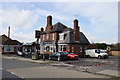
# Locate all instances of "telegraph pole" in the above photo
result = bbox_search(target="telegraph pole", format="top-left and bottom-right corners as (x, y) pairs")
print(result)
(7, 26), (10, 55)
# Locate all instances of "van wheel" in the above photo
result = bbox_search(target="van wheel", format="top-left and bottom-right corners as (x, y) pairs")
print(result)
(98, 55), (102, 59)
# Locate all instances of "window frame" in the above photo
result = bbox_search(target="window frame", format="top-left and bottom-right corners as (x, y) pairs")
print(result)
(46, 34), (49, 40)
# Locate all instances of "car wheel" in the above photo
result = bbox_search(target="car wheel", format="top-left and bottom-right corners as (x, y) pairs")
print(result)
(49, 57), (51, 60)
(98, 55), (102, 59)
(57, 57), (60, 61)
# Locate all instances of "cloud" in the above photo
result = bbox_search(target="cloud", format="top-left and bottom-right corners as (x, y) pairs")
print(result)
(1, 2), (118, 44)
(1, 6), (40, 42)
(1, 4), (74, 42)
(2, 8), (39, 31)
(12, 32), (36, 43)
(35, 8), (74, 21)
(52, 2), (118, 43)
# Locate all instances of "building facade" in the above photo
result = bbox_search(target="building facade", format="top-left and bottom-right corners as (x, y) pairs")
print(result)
(0, 34), (22, 54)
(39, 15), (96, 57)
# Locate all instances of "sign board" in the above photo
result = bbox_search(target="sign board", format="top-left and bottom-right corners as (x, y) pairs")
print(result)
(35, 30), (40, 38)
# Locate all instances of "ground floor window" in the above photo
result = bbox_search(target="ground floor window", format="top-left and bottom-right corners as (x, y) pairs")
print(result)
(63, 45), (67, 51)
(46, 46), (50, 51)
(58, 45), (67, 52)
(43, 45), (56, 53)
(4, 46), (14, 52)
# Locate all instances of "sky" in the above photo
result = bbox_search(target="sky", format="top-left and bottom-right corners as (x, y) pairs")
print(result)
(0, 1), (118, 44)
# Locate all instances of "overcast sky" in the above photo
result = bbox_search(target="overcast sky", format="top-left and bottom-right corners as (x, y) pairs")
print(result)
(0, 1), (118, 44)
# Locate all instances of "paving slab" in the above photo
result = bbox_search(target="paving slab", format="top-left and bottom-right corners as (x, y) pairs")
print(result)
(96, 70), (119, 77)
(2, 55), (51, 64)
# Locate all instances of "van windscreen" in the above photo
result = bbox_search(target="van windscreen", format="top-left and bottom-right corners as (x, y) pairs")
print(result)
(95, 50), (100, 53)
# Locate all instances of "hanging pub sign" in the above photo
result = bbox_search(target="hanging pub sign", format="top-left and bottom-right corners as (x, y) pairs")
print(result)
(35, 30), (41, 38)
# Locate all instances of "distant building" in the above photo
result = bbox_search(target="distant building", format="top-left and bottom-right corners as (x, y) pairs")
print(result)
(38, 15), (96, 57)
(22, 42), (40, 53)
(0, 34), (22, 54)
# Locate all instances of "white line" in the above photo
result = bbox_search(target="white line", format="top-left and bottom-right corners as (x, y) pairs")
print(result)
(7, 70), (24, 79)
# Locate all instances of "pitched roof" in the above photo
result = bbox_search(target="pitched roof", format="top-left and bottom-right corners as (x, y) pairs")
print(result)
(58, 31), (90, 44)
(40, 21), (90, 44)
(79, 32), (90, 44)
(50, 22), (67, 32)
(0, 34), (21, 45)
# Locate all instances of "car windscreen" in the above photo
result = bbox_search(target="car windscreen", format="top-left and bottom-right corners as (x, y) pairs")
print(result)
(68, 53), (74, 54)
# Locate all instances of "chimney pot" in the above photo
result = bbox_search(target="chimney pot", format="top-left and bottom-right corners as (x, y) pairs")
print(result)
(41, 27), (44, 32)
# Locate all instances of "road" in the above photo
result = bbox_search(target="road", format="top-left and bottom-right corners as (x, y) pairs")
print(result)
(2, 57), (112, 79)
(63, 56), (119, 72)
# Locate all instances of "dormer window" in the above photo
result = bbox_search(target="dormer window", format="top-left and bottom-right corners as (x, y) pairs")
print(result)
(59, 33), (67, 40)
(59, 34), (64, 40)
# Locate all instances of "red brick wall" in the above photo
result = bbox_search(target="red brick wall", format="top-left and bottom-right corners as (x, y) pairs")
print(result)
(40, 32), (58, 42)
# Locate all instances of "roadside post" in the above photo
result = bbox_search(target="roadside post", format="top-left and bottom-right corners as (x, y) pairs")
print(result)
(43, 51), (45, 61)
(35, 30), (41, 59)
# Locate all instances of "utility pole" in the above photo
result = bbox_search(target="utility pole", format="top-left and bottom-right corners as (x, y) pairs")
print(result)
(7, 26), (10, 56)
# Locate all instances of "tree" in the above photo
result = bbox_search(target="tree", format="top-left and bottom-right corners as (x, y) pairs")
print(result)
(95, 43), (107, 49)
(111, 43), (120, 51)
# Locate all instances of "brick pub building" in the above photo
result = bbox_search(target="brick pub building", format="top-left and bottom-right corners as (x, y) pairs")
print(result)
(39, 15), (96, 57)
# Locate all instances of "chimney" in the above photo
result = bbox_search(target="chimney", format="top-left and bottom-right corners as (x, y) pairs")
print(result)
(46, 15), (52, 32)
(47, 15), (52, 26)
(74, 19), (79, 32)
(41, 27), (44, 32)
(74, 19), (79, 41)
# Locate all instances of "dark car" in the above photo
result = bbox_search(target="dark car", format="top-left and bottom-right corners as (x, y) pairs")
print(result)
(49, 52), (68, 61)
(63, 52), (79, 60)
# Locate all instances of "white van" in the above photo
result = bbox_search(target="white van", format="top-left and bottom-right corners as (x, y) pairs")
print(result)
(85, 49), (108, 59)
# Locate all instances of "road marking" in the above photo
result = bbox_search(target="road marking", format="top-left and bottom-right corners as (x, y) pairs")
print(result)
(7, 70), (24, 79)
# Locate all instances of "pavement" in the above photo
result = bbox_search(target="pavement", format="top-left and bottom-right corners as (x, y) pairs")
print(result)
(2, 54), (120, 78)
(2, 54), (52, 64)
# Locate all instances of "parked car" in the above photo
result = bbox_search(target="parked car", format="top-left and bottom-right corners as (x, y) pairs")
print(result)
(49, 52), (68, 61)
(85, 49), (108, 59)
(64, 52), (79, 60)
(31, 52), (40, 60)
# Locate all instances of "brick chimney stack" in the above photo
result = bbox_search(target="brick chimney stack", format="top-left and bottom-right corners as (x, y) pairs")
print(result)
(46, 15), (52, 32)
(47, 15), (52, 26)
(74, 19), (79, 32)
(74, 19), (80, 41)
